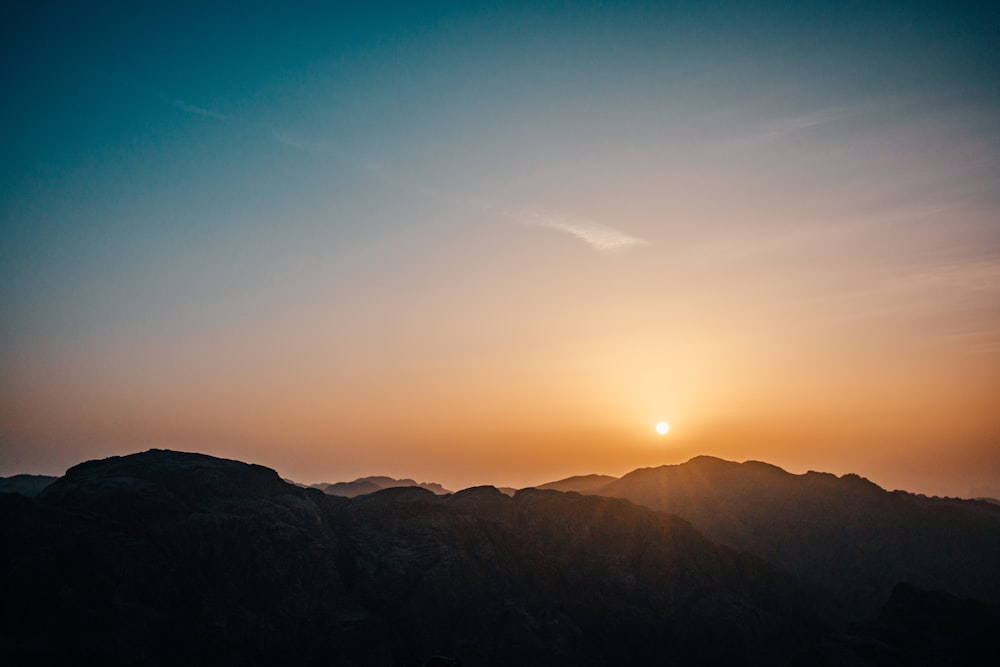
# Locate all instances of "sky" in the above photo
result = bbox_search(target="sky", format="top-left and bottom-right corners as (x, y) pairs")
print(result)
(2, 1), (998, 497)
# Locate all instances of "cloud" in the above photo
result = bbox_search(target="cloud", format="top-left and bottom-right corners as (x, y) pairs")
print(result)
(517, 209), (648, 254)
(736, 107), (853, 146)
(107, 71), (646, 258)
(363, 161), (484, 210)
(168, 98), (235, 122)
(100, 72), (339, 154)
(365, 162), (647, 255)
(97, 72), (236, 122)
(269, 129), (337, 154)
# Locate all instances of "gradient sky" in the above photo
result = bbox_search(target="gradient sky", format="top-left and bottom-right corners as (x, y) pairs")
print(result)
(2, 1), (998, 497)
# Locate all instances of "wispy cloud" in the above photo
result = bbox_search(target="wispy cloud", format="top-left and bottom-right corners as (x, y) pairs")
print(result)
(365, 161), (647, 255)
(110, 72), (645, 256)
(883, 258), (1000, 296)
(517, 209), (648, 254)
(362, 161), (503, 216)
(167, 98), (235, 122)
(269, 129), (337, 154)
(735, 106), (853, 146)
(98, 72), (237, 123)
(101, 72), (338, 155)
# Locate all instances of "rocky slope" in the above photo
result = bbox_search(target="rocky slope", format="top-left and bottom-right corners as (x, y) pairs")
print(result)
(597, 456), (1000, 620)
(2, 449), (822, 666)
(797, 583), (1000, 666)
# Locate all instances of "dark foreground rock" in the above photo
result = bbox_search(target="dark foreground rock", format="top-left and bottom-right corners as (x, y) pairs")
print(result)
(797, 583), (1000, 666)
(2, 449), (823, 666)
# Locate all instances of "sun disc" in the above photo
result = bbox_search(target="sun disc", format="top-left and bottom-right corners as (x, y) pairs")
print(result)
(655, 421), (670, 435)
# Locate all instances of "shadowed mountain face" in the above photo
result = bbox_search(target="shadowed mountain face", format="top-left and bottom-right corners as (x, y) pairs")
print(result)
(338, 485), (821, 666)
(2, 450), (823, 666)
(0, 474), (57, 497)
(598, 456), (1000, 620)
(313, 475), (451, 497)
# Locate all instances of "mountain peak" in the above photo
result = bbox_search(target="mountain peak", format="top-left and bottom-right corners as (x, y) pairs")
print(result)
(312, 475), (452, 498)
(451, 485), (509, 503)
(685, 454), (734, 466)
(534, 473), (618, 493)
(39, 449), (299, 523)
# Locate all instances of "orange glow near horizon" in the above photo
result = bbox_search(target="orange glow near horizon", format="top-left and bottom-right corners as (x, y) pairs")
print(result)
(3, 294), (997, 497)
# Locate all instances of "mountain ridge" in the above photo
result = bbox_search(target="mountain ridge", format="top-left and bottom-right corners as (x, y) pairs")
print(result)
(3, 449), (998, 665)
(533, 473), (619, 493)
(0, 473), (57, 497)
(2, 449), (827, 665)
(594, 455), (1000, 620)
(311, 475), (451, 498)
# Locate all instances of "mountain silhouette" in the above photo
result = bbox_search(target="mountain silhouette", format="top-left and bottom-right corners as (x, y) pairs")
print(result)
(3, 449), (997, 665)
(0, 473), (57, 497)
(596, 455), (1000, 620)
(312, 475), (451, 497)
(2, 449), (823, 666)
(533, 473), (618, 493)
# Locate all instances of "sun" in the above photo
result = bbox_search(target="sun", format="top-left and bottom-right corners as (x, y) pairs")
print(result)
(655, 421), (670, 435)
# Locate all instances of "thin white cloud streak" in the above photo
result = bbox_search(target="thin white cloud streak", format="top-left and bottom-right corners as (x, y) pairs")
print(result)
(364, 161), (648, 255)
(109, 72), (645, 256)
(882, 259), (1000, 296)
(363, 161), (505, 217)
(168, 98), (235, 122)
(269, 129), (338, 154)
(732, 106), (854, 147)
(776, 253), (1000, 337)
(101, 73), (340, 155)
(98, 73), (237, 122)
(681, 200), (964, 267)
(516, 209), (648, 254)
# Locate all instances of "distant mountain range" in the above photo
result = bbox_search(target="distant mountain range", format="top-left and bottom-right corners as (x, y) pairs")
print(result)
(534, 473), (618, 493)
(0, 473), (57, 497)
(2, 449), (998, 665)
(311, 475), (451, 497)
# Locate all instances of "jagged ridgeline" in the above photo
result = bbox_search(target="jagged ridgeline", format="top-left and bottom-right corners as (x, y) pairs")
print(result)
(2, 450), (998, 666)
